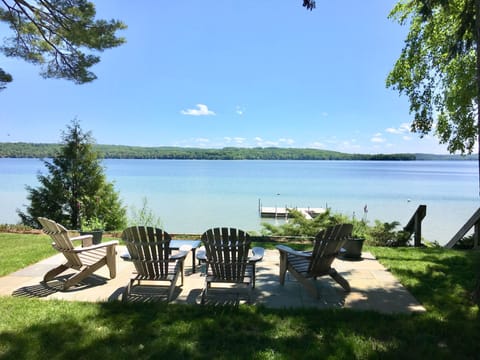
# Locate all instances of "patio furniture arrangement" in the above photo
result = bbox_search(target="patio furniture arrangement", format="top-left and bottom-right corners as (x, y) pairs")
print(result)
(276, 223), (353, 298)
(200, 227), (261, 304)
(38, 217), (118, 290)
(122, 226), (189, 302)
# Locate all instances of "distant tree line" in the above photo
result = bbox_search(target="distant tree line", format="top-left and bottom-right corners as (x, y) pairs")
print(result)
(0, 143), (422, 160)
(1, 142), (476, 160)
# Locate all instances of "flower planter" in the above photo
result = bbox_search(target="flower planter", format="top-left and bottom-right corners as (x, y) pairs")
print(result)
(80, 230), (103, 245)
(340, 237), (365, 259)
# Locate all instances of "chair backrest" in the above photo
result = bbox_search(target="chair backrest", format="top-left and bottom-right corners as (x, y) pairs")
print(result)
(122, 226), (172, 277)
(309, 223), (353, 275)
(201, 227), (251, 282)
(38, 217), (82, 267)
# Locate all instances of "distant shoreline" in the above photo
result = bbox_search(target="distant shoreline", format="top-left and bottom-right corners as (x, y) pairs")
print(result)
(0, 142), (477, 161)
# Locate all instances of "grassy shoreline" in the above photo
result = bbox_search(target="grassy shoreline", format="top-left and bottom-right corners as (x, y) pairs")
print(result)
(0, 233), (479, 358)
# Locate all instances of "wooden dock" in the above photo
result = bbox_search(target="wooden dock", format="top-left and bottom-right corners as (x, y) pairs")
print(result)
(260, 206), (326, 220)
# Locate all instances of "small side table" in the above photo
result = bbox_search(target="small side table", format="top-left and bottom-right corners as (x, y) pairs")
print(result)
(170, 240), (202, 273)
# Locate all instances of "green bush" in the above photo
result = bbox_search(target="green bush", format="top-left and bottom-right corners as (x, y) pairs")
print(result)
(366, 220), (411, 247)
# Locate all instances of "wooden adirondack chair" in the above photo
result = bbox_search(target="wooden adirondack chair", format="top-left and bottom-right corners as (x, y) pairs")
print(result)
(200, 227), (255, 304)
(122, 226), (188, 302)
(276, 223), (353, 298)
(38, 217), (118, 290)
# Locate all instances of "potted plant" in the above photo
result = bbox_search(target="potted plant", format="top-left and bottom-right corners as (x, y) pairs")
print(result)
(80, 217), (105, 245)
(341, 236), (365, 259)
(340, 221), (367, 260)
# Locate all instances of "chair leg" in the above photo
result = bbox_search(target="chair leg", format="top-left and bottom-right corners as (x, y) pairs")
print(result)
(167, 271), (180, 302)
(106, 246), (117, 279)
(278, 252), (288, 285)
(63, 259), (106, 290)
(123, 278), (134, 302)
(180, 260), (184, 286)
(251, 263), (256, 289)
(43, 264), (69, 282)
(329, 268), (350, 292)
(288, 266), (319, 298)
(201, 278), (209, 305)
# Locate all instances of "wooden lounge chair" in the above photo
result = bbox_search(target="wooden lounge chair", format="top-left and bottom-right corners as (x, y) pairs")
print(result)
(276, 223), (353, 298)
(200, 227), (257, 304)
(122, 226), (188, 302)
(38, 217), (118, 290)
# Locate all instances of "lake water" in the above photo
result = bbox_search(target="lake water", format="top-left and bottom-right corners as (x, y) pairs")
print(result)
(1, 158), (479, 245)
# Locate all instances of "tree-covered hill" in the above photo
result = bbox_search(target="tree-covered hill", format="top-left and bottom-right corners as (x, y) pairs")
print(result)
(1, 142), (477, 160)
(0, 142), (421, 160)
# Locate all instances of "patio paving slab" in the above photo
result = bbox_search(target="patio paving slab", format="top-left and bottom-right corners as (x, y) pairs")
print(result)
(0, 247), (426, 314)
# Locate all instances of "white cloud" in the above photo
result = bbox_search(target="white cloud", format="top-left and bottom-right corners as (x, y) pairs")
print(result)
(371, 136), (386, 143)
(310, 142), (325, 149)
(385, 127), (400, 134)
(195, 138), (210, 144)
(253, 137), (295, 147)
(233, 137), (246, 144)
(279, 138), (295, 145)
(403, 136), (412, 141)
(386, 123), (411, 134)
(181, 104), (215, 116)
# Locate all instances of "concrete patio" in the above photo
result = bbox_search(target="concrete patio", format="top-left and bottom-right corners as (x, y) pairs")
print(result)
(0, 246), (425, 314)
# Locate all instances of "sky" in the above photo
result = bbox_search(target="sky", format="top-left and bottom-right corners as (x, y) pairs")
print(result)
(0, 0), (451, 154)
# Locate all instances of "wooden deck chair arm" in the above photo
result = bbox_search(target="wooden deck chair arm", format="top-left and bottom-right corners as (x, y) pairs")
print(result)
(70, 234), (93, 247)
(70, 240), (119, 253)
(170, 249), (189, 260)
(196, 247), (206, 262)
(276, 245), (312, 259)
(249, 247), (265, 262)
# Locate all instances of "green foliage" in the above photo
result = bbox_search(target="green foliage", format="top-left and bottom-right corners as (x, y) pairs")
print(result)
(0, 0), (126, 90)
(0, 233), (54, 276)
(80, 217), (105, 231)
(261, 210), (412, 247)
(0, 68), (12, 90)
(387, 0), (478, 154)
(366, 220), (411, 247)
(453, 234), (476, 249)
(128, 197), (163, 228)
(1, 237), (480, 358)
(0, 142), (420, 160)
(261, 209), (348, 237)
(17, 119), (127, 231)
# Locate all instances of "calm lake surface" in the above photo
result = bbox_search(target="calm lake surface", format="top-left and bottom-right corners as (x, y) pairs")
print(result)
(1, 158), (479, 245)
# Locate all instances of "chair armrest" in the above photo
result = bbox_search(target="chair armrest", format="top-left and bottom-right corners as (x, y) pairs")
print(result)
(276, 244), (312, 258)
(196, 246), (206, 262)
(120, 252), (131, 261)
(249, 247), (265, 262)
(170, 250), (189, 260)
(73, 240), (119, 253)
(70, 234), (93, 247)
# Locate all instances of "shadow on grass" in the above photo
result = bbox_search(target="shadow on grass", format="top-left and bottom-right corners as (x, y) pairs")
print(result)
(11, 274), (109, 298)
(1, 299), (478, 359)
(371, 247), (480, 313)
(2, 247), (480, 358)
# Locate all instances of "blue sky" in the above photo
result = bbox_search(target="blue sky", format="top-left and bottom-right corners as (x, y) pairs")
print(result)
(0, 0), (450, 154)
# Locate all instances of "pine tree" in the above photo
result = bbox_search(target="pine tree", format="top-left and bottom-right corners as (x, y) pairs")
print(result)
(18, 119), (126, 230)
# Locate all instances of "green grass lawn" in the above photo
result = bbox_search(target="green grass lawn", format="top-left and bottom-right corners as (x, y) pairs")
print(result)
(0, 233), (55, 276)
(0, 233), (479, 359)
